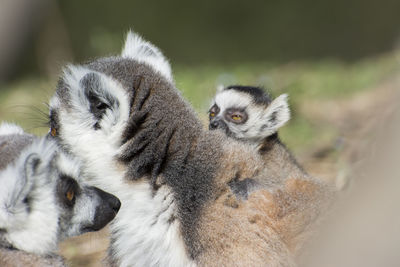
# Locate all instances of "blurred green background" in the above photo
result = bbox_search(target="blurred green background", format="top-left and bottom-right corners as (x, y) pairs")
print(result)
(1, 1), (400, 265)
(1, 0), (400, 154)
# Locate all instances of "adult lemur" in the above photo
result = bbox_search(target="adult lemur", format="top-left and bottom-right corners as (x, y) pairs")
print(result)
(0, 123), (121, 267)
(48, 31), (332, 266)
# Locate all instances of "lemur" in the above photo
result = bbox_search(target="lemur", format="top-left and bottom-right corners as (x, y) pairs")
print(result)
(0, 123), (121, 267)
(48, 31), (333, 266)
(209, 85), (306, 181)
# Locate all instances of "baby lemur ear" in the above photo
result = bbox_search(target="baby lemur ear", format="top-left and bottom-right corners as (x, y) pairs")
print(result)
(121, 30), (173, 83)
(262, 94), (291, 133)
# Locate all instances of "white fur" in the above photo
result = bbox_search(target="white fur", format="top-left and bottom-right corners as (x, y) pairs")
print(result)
(212, 90), (290, 143)
(112, 183), (195, 267)
(50, 65), (195, 266)
(0, 122), (25, 136)
(121, 31), (173, 83)
(264, 94), (290, 132)
(0, 139), (60, 254)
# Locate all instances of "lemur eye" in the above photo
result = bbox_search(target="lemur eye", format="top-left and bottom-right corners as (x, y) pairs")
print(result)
(232, 114), (242, 121)
(209, 104), (220, 119)
(50, 128), (57, 137)
(60, 175), (79, 207)
(66, 190), (75, 202)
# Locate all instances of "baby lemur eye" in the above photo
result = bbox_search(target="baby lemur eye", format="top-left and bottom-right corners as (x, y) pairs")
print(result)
(232, 114), (242, 121)
(225, 109), (248, 124)
(209, 104), (220, 118)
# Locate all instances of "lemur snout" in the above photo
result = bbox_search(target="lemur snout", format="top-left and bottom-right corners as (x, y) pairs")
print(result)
(209, 120), (220, 129)
(98, 187), (121, 214)
(108, 193), (122, 214)
(85, 187), (121, 232)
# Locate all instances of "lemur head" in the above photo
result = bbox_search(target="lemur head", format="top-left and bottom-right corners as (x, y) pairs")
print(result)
(209, 85), (290, 143)
(0, 123), (121, 255)
(47, 30), (181, 185)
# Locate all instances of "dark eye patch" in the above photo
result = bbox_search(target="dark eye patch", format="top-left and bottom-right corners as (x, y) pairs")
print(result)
(49, 110), (60, 138)
(58, 175), (80, 208)
(208, 104), (220, 119)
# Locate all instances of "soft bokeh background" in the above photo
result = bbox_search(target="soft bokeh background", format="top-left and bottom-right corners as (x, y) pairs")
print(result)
(1, 1), (400, 266)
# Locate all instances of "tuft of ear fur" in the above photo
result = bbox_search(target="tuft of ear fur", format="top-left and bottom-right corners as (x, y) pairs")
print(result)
(121, 30), (173, 83)
(262, 94), (290, 133)
(216, 84), (225, 93)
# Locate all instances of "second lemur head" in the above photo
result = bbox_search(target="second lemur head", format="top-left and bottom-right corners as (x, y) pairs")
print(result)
(208, 85), (290, 144)
(0, 123), (121, 255)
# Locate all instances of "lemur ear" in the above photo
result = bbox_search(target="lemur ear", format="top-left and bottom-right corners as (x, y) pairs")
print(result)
(121, 30), (173, 82)
(24, 153), (42, 180)
(0, 153), (39, 227)
(262, 94), (291, 132)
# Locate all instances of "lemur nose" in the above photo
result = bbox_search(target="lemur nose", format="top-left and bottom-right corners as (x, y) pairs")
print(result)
(209, 120), (219, 129)
(110, 196), (121, 213)
(94, 187), (121, 213)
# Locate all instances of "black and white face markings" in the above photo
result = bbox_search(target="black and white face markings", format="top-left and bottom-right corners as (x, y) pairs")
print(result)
(209, 85), (290, 143)
(0, 123), (120, 255)
(55, 154), (121, 239)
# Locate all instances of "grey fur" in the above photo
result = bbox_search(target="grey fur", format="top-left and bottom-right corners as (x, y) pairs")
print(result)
(0, 134), (34, 170)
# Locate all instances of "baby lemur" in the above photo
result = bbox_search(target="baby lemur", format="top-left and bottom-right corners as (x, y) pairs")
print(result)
(0, 123), (121, 267)
(209, 85), (305, 180)
(209, 85), (290, 143)
(209, 85), (326, 253)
